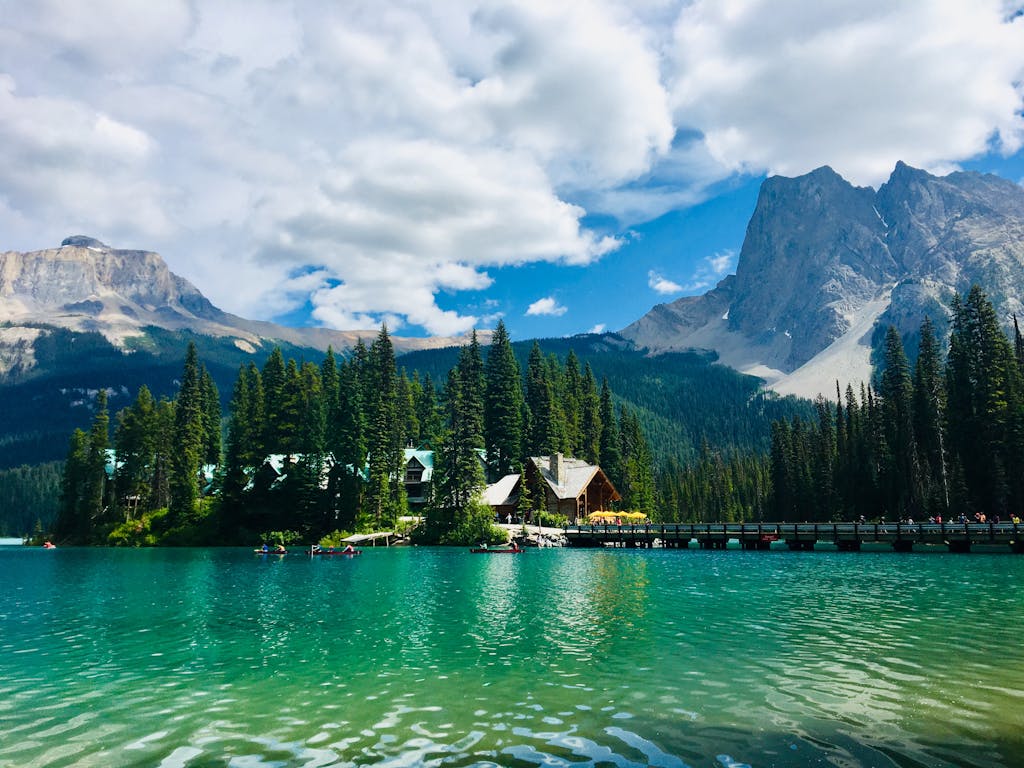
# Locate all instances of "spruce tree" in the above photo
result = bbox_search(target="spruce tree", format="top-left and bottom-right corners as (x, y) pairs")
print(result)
(364, 327), (405, 529)
(415, 372), (442, 446)
(261, 347), (287, 454)
(484, 320), (524, 481)
(879, 326), (918, 517)
(200, 367), (221, 466)
(221, 366), (254, 533)
(579, 363), (602, 465)
(84, 389), (111, 534)
(55, 429), (90, 542)
(428, 343), (487, 540)
(947, 286), (1018, 517)
(913, 317), (948, 516)
(113, 386), (157, 519)
(170, 342), (205, 525)
(598, 378), (623, 489)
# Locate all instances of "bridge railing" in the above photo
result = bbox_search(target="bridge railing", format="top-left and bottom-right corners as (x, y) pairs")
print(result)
(564, 521), (1022, 540)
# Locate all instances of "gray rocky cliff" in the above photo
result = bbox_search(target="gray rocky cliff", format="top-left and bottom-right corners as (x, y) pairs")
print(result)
(621, 163), (1024, 398)
(0, 238), (479, 380)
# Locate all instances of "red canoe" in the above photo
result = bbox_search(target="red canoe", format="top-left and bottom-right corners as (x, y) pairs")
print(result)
(469, 548), (523, 554)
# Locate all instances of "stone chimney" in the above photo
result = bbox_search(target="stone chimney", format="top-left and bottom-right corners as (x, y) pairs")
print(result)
(549, 453), (564, 484)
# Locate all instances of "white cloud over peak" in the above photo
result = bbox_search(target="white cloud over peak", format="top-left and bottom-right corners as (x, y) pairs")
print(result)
(685, 250), (737, 292)
(526, 297), (568, 317)
(648, 271), (683, 295)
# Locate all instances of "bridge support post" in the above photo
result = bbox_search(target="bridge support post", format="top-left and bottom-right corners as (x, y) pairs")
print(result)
(892, 540), (914, 553)
(947, 540), (971, 553)
(835, 540), (861, 552)
(785, 539), (814, 551)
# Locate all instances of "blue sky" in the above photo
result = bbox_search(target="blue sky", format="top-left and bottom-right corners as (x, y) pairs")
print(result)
(2, 1), (1023, 341)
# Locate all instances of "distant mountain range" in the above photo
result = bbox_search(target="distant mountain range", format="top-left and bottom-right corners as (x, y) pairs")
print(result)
(621, 162), (1024, 398)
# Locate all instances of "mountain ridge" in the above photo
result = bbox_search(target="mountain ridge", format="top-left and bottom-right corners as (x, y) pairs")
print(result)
(621, 162), (1024, 398)
(0, 237), (475, 382)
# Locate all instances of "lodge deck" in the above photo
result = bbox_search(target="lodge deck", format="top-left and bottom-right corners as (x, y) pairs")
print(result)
(564, 521), (1024, 553)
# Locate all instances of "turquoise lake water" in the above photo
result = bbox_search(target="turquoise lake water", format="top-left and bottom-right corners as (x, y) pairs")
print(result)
(1, 546), (1023, 767)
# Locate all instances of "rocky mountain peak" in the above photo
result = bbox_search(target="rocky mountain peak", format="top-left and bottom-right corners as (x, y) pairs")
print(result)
(0, 238), (483, 381)
(621, 162), (1024, 399)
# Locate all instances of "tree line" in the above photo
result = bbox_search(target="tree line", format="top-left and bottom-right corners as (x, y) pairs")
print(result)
(770, 286), (1024, 522)
(54, 321), (656, 545)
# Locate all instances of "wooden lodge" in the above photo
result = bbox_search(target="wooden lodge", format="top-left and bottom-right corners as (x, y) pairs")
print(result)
(526, 453), (621, 524)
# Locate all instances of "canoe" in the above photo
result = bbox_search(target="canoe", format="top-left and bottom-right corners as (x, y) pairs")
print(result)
(254, 549), (289, 555)
(310, 549), (362, 556)
(469, 548), (523, 554)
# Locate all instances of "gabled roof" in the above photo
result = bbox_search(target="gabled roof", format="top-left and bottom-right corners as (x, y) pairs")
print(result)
(403, 448), (434, 483)
(529, 455), (621, 501)
(482, 473), (520, 507)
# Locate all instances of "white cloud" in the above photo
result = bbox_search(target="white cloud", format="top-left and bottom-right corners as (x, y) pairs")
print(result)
(685, 249), (737, 292)
(589, 323), (606, 334)
(526, 297), (568, 317)
(648, 270), (683, 295)
(670, 0), (1024, 186)
(1, 0), (1023, 335)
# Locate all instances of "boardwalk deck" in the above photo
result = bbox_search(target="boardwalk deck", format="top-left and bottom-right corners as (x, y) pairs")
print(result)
(564, 521), (1024, 553)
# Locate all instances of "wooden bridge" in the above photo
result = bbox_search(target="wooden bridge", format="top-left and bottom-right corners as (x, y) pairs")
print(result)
(563, 521), (1024, 553)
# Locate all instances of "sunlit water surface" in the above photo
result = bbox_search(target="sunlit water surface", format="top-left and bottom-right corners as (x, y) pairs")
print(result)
(1, 547), (1023, 767)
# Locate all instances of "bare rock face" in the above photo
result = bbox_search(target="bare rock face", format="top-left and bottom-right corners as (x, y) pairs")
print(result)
(1, 239), (218, 323)
(0, 238), (477, 380)
(621, 163), (1024, 398)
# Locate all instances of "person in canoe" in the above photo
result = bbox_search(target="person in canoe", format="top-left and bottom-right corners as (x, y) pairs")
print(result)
(342, 543), (356, 554)
(260, 543), (269, 553)
(274, 543), (287, 553)
(510, 539), (519, 551)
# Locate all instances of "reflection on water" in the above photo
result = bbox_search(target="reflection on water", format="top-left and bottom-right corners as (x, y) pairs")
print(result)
(2, 547), (1024, 767)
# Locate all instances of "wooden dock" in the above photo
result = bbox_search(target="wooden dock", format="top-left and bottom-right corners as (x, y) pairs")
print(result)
(563, 521), (1024, 553)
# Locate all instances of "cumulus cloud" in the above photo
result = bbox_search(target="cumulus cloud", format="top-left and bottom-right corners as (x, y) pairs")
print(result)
(685, 250), (737, 292)
(670, 0), (1024, 185)
(648, 270), (683, 295)
(1, 0), (1023, 334)
(526, 297), (568, 317)
(589, 323), (606, 334)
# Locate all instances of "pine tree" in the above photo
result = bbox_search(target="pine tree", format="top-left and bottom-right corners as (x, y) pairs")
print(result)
(579, 363), (602, 465)
(200, 367), (221, 466)
(484, 320), (524, 481)
(562, 350), (583, 454)
(396, 370), (419, 448)
(169, 342), (205, 525)
(363, 327), (405, 529)
(332, 355), (367, 531)
(879, 326), (918, 517)
(415, 372), (442, 446)
(84, 389), (111, 534)
(55, 429), (90, 542)
(261, 347), (287, 454)
(525, 342), (561, 456)
(428, 343), (487, 539)
(913, 317), (948, 516)
(113, 386), (157, 520)
(618, 405), (655, 517)
(947, 286), (1018, 517)
(598, 378), (623, 490)
(221, 367), (254, 534)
